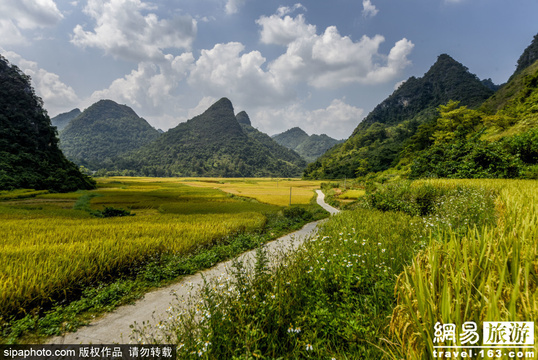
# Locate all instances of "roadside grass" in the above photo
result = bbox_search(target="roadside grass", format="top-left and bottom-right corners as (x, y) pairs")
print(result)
(135, 180), (505, 359)
(391, 179), (538, 358)
(0, 178), (327, 344)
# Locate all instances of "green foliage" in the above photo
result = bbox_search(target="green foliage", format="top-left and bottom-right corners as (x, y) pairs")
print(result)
(142, 182), (497, 358)
(304, 54), (494, 179)
(409, 137), (522, 179)
(282, 206), (313, 222)
(0, 54), (95, 192)
(361, 181), (497, 235)
(273, 127), (343, 163)
(93, 207), (134, 218)
(431, 100), (483, 144)
(50, 108), (81, 131)
(59, 99), (161, 168)
(109, 98), (307, 177)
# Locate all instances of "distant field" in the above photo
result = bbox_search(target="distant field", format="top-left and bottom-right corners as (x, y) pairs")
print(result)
(0, 177), (306, 319)
(337, 189), (366, 200)
(177, 177), (324, 206)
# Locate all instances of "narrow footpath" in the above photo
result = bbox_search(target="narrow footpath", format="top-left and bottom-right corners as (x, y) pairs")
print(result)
(49, 190), (340, 344)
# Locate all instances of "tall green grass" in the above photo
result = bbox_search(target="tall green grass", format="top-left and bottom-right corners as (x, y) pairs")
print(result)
(135, 181), (502, 359)
(391, 180), (538, 359)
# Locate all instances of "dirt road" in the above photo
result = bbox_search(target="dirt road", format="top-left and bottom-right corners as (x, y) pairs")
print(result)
(49, 190), (339, 344)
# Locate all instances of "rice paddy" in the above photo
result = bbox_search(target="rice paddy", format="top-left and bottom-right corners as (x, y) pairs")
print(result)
(179, 178), (324, 206)
(0, 177), (316, 322)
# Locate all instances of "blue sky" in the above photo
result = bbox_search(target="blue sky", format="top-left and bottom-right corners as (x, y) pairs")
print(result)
(1, 0), (537, 139)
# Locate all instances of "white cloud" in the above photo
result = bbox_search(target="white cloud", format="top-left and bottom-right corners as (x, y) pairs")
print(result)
(254, 98), (363, 139)
(268, 26), (414, 88)
(0, 20), (27, 46)
(0, 0), (63, 45)
(256, 13), (316, 46)
(188, 42), (293, 107)
(276, 3), (307, 17)
(0, 0), (63, 30)
(225, 0), (247, 15)
(255, 9), (414, 89)
(1, 49), (80, 115)
(90, 53), (194, 116)
(71, 0), (197, 62)
(362, 0), (379, 18)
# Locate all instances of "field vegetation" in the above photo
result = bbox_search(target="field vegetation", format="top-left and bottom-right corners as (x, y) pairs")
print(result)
(0, 177), (326, 343)
(136, 179), (537, 359)
(179, 178), (322, 206)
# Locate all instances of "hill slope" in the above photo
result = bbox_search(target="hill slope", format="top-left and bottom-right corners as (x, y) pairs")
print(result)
(51, 108), (81, 131)
(59, 100), (161, 169)
(273, 127), (343, 163)
(512, 33), (538, 78)
(0, 55), (95, 191)
(407, 59), (538, 179)
(236, 112), (307, 168)
(113, 98), (307, 177)
(272, 127), (310, 150)
(304, 54), (495, 179)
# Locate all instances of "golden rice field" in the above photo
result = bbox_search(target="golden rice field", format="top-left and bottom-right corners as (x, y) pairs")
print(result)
(0, 177), (311, 318)
(391, 179), (538, 358)
(178, 177), (324, 206)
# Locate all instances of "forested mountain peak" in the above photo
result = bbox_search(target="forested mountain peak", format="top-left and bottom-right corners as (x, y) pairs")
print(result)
(51, 108), (81, 131)
(273, 127), (342, 163)
(59, 99), (161, 168)
(236, 111), (251, 126)
(355, 53), (494, 133)
(304, 53), (495, 179)
(110, 97), (306, 177)
(0, 54), (94, 191)
(272, 127), (310, 150)
(74, 99), (140, 123)
(178, 97), (245, 141)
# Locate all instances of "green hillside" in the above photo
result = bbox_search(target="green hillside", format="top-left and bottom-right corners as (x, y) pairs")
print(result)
(272, 127), (310, 150)
(112, 98), (307, 177)
(236, 112), (307, 168)
(59, 99), (161, 169)
(273, 127), (343, 163)
(407, 60), (538, 179)
(51, 108), (81, 131)
(0, 55), (95, 191)
(304, 54), (495, 179)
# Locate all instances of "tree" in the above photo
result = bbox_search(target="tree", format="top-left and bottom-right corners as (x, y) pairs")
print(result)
(432, 101), (484, 144)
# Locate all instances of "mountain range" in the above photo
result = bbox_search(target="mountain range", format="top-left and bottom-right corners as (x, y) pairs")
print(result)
(303, 54), (496, 179)
(57, 98), (306, 177)
(272, 127), (343, 163)
(304, 33), (538, 180)
(2, 31), (538, 191)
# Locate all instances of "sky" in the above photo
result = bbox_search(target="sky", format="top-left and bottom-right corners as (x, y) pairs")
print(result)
(0, 0), (537, 139)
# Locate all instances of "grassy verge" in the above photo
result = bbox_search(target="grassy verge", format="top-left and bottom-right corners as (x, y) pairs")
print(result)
(134, 180), (500, 359)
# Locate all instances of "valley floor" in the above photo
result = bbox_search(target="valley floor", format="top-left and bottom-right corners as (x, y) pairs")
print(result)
(47, 191), (338, 344)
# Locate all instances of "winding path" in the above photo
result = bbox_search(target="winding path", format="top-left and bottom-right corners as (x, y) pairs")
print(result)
(48, 190), (339, 344)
